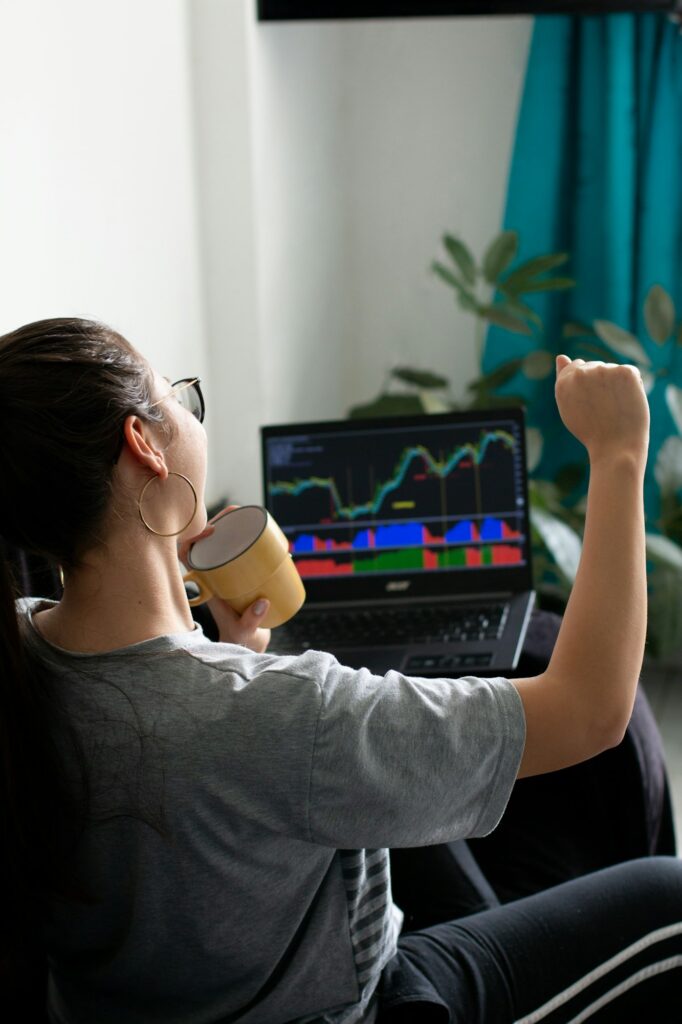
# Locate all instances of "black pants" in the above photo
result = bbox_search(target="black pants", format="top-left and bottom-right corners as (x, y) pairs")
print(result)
(379, 856), (682, 1023)
(380, 612), (680, 1022)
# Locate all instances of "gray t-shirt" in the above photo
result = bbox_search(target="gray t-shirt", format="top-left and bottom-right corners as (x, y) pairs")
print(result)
(19, 597), (525, 1024)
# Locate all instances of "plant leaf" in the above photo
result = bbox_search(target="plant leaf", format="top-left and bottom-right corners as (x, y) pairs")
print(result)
(348, 393), (425, 419)
(482, 230), (518, 284)
(419, 389), (451, 414)
(391, 366), (450, 390)
(479, 305), (532, 335)
(640, 370), (656, 395)
(431, 261), (465, 291)
(467, 358), (524, 394)
(574, 340), (619, 361)
(497, 292), (543, 328)
(644, 284), (675, 345)
(458, 290), (480, 313)
(645, 533), (682, 660)
(665, 383), (682, 434)
(659, 496), (682, 547)
(654, 436), (682, 496)
(522, 349), (555, 380)
(467, 392), (526, 410)
(431, 261), (479, 312)
(525, 427), (543, 473)
(647, 531), (682, 570)
(530, 507), (582, 586)
(501, 252), (569, 292)
(443, 235), (477, 286)
(593, 320), (652, 367)
(563, 320), (596, 338)
(529, 478), (564, 515)
(513, 276), (576, 294)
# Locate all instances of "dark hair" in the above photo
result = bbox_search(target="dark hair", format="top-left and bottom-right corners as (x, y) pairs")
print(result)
(0, 318), (166, 965)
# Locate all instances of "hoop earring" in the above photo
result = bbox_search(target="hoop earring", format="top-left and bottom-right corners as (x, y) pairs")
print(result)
(137, 472), (198, 537)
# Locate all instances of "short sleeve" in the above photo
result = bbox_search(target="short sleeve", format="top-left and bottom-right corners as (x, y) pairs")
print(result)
(308, 659), (526, 849)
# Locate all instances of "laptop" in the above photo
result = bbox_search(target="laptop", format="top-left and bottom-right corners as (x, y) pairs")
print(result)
(260, 406), (535, 676)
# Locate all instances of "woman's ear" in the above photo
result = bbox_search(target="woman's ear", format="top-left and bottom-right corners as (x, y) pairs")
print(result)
(121, 415), (168, 478)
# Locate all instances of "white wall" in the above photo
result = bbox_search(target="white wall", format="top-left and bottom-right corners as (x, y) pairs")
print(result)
(0, 0), (207, 459)
(251, 19), (348, 431)
(0, 0), (532, 510)
(188, 3), (355, 506)
(187, 0), (264, 509)
(337, 17), (533, 411)
(239, 9), (532, 504)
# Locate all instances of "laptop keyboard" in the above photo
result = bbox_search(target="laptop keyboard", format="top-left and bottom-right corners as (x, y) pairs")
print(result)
(272, 601), (509, 651)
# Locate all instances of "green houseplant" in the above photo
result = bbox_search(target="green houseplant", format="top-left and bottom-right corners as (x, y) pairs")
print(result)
(349, 230), (572, 419)
(559, 285), (682, 660)
(348, 231), (682, 661)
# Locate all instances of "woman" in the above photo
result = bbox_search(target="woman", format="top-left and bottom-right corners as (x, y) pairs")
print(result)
(1, 317), (681, 1023)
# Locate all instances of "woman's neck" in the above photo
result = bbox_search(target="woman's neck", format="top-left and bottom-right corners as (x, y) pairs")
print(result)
(34, 534), (195, 654)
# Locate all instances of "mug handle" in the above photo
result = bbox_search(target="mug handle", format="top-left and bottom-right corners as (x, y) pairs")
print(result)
(182, 569), (212, 607)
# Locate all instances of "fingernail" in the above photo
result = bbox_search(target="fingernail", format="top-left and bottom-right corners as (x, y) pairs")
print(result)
(253, 599), (268, 616)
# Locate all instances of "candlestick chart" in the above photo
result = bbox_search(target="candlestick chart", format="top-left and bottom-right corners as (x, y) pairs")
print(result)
(264, 418), (529, 579)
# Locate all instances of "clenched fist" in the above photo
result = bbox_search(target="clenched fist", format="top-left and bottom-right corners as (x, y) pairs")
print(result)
(554, 355), (650, 466)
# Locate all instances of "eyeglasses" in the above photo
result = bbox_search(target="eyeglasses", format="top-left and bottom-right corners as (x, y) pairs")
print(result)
(151, 378), (205, 423)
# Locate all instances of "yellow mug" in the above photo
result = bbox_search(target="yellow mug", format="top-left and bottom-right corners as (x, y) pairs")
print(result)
(182, 505), (305, 629)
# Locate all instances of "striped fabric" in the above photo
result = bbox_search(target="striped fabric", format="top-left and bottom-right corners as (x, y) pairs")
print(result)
(339, 848), (402, 989)
(295, 849), (402, 1024)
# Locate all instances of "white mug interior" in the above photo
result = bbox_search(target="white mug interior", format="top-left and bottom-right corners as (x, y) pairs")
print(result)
(188, 506), (268, 570)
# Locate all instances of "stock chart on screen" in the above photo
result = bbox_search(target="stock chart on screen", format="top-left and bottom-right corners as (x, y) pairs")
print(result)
(264, 415), (529, 581)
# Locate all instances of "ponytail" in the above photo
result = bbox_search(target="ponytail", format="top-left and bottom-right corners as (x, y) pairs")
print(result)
(0, 550), (42, 954)
(0, 550), (88, 968)
(0, 317), (167, 967)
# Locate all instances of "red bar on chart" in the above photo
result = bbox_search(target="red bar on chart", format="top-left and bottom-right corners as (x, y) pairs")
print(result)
(296, 559), (354, 577)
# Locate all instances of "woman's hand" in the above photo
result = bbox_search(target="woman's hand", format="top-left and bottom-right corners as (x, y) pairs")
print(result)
(554, 355), (649, 467)
(178, 505), (271, 654)
(205, 595), (272, 654)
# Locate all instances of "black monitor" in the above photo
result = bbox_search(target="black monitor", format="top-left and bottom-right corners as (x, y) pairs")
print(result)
(261, 407), (533, 603)
(257, 2), (674, 20)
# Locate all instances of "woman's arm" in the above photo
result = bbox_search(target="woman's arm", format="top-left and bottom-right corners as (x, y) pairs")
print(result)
(513, 356), (649, 777)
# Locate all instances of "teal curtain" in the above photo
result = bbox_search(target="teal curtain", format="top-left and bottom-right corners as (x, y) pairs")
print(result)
(484, 13), (682, 527)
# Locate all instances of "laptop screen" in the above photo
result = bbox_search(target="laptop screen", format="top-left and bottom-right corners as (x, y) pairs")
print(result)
(261, 408), (534, 604)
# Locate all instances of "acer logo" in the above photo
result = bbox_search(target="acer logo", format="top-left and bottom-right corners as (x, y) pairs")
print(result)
(386, 580), (411, 592)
